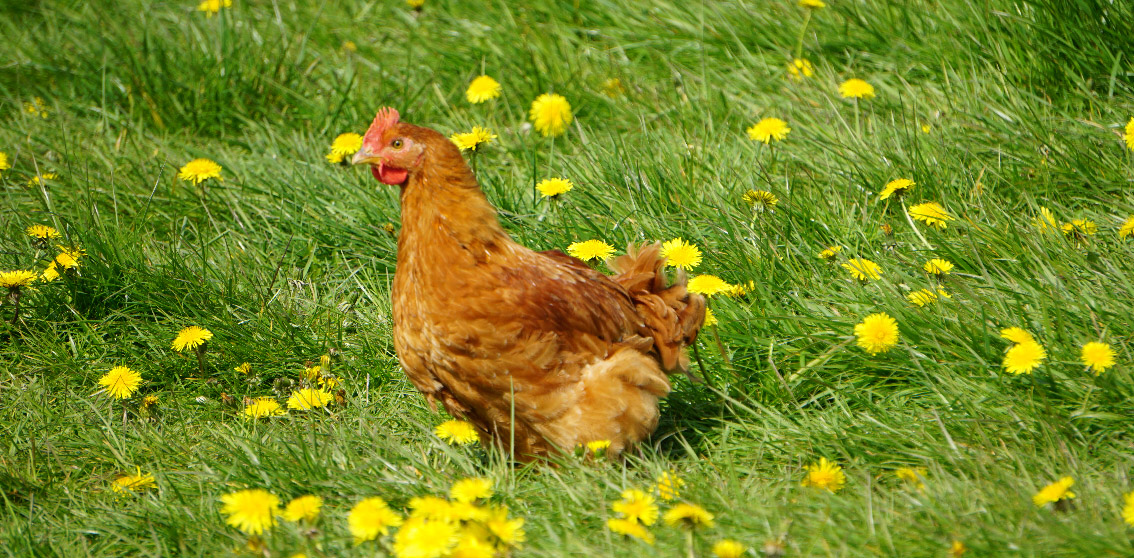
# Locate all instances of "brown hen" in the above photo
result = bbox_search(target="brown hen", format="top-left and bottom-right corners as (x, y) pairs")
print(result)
(351, 108), (705, 459)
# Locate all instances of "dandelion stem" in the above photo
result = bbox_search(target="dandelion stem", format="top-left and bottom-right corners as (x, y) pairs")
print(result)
(794, 11), (812, 62)
(767, 145), (778, 186)
(548, 135), (557, 175)
(901, 198), (934, 249)
(196, 344), (208, 378)
(9, 289), (20, 325)
(712, 324), (730, 367)
(854, 99), (861, 138)
(685, 529), (696, 558)
(691, 341), (715, 388)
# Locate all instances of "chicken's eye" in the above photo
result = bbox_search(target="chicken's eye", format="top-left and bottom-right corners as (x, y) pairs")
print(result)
(391, 139), (404, 149)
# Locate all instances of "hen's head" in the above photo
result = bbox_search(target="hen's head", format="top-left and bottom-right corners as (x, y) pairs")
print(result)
(351, 107), (427, 186)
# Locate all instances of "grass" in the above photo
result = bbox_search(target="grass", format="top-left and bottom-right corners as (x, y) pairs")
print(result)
(1, 0), (1133, 556)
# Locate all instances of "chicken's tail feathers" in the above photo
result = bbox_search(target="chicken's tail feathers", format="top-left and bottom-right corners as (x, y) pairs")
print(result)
(609, 242), (706, 372)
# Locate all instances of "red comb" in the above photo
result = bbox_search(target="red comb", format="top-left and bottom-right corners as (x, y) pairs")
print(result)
(363, 107), (400, 151)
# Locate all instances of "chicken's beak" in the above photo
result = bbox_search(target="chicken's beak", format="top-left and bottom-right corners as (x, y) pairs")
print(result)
(351, 149), (381, 166)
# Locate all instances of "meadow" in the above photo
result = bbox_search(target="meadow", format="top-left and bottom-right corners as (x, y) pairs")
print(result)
(2, 0), (1134, 556)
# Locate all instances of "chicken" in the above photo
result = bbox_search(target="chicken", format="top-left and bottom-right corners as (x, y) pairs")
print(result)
(351, 108), (705, 459)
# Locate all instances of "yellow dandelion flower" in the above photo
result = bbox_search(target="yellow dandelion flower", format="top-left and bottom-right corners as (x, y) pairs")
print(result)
(349, 496), (403, 543)
(243, 397), (285, 419)
(235, 362), (252, 375)
(303, 365), (322, 382)
(687, 275), (732, 297)
(529, 93), (573, 137)
(607, 517), (654, 544)
(1033, 476), (1075, 507)
(435, 419), (479, 445)
(585, 439), (612, 454)
(393, 516), (461, 557)
(879, 178), (914, 200)
(1061, 219), (1097, 237)
(703, 306), (718, 327)
(536, 177), (573, 198)
(26, 225), (61, 240)
(1124, 117), (1134, 151)
(1123, 491), (1134, 526)
(567, 240), (616, 262)
(727, 280), (754, 298)
(854, 312), (899, 355)
(172, 326), (213, 352)
(895, 467), (927, 491)
(1080, 341), (1115, 374)
(53, 249), (81, 270)
(1033, 206), (1059, 233)
(178, 158), (223, 184)
(839, 78), (875, 99)
(746, 118), (791, 144)
(451, 478), (493, 503)
(484, 505), (525, 547)
(923, 258), (954, 277)
(1000, 327), (1034, 345)
(1002, 340), (1046, 374)
(452, 533), (494, 558)
(41, 262), (60, 282)
(842, 257), (882, 281)
(743, 189), (779, 212)
(24, 97), (49, 118)
(326, 133), (363, 164)
(907, 289), (939, 307)
(112, 468), (156, 494)
(799, 0), (825, 8)
(26, 172), (58, 186)
(98, 366), (142, 400)
(282, 495), (323, 522)
(220, 488), (280, 535)
(656, 471), (684, 501)
(661, 238), (702, 270)
(448, 499), (491, 522)
(407, 0), (425, 8)
(450, 126), (497, 152)
(921, 124), (932, 134)
(909, 202), (955, 230)
(802, 457), (846, 492)
(466, 75), (501, 104)
(341, 40), (358, 52)
(0, 152), (9, 174)
(818, 245), (842, 260)
(601, 77), (626, 98)
(408, 496), (455, 520)
(713, 539), (747, 558)
(612, 489), (658, 526)
(287, 388), (333, 410)
(197, 0), (232, 16)
(950, 540), (967, 558)
(1119, 216), (1134, 239)
(788, 58), (814, 80)
(663, 502), (714, 529)
(0, 270), (39, 289)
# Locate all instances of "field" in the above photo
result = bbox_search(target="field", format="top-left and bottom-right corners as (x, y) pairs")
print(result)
(2, 0), (1134, 556)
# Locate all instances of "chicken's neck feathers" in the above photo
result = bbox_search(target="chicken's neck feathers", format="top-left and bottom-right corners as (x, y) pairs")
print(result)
(396, 156), (518, 286)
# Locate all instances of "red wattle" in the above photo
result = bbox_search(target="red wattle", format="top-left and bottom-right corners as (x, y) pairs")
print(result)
(377, 162), (409, 185)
